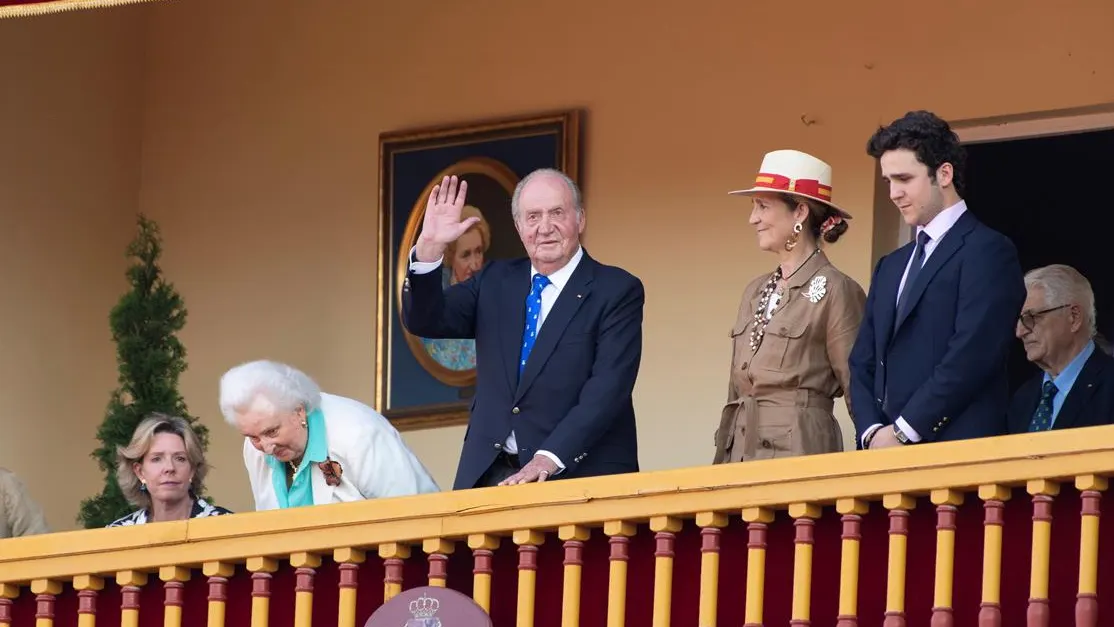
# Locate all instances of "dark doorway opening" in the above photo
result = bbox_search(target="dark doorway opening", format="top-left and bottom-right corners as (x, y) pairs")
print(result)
(964, 128), (1114, 393)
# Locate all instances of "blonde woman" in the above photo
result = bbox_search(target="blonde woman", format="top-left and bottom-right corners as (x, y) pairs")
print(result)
(107, 414), (231, 526)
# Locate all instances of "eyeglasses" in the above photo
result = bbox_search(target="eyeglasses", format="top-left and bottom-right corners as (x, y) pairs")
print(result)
(1018, 304), (1070, 331)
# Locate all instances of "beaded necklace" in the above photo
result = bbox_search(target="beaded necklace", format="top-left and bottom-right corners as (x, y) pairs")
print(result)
(749, 248), (819, 352)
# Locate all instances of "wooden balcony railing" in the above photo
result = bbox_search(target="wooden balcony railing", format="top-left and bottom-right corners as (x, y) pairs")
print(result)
(1, 425), (1112, 626)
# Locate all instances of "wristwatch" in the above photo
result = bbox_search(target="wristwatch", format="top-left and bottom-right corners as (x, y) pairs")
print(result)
(892, 424), (911, 444)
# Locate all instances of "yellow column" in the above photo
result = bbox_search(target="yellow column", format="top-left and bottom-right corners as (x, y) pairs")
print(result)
(73, 575), (104, 627)
(742, 507), (774, 627)
(695, 512), (728, 627)
(836, 498), (868, 627)
(30, 579), (61, 627)
(789, 503), (821, 626)
(604, 520), (636, 627)
(116, 570), (148, 627)
(379, 543), (411, 603)
(245, 557), (278, 627)
(468, 534), (501, 613)
(202, 562), (234, 627)
(422, 539), (453, 588)
(1075, 474), (1107, 627)
(1027, 479), (1059, 627)
(158, 567), (190, 627)
(334, 548), (366, 627)
(291, 552), (322, 627)
(883, 493), (915, 627)
(650, 516), (682, 627)
(558, 525), (590, 627)
(0, 583), (18, 627)
(514, 530), (545, 627)
(977, 485), (1010, 627)
(930, 489), (963, 626)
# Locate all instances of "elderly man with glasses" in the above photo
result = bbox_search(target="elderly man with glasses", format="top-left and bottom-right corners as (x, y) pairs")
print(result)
(1008, 264), (1114, 434)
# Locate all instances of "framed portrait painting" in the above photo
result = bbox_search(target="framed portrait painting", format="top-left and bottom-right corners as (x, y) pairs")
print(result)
(376, 110), (583, 431)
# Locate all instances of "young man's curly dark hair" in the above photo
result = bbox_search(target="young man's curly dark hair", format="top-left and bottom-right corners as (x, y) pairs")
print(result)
(866, 110), (967, 197)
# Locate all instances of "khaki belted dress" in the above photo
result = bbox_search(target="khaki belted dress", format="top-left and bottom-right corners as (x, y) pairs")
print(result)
(714, 250), (866, 463)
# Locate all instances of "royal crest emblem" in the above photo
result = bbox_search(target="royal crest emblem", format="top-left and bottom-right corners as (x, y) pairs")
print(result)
(805, 275), (827, 303)
(403, 593), (441, 627)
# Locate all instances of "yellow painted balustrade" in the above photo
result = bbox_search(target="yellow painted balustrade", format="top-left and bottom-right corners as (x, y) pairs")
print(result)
(0, 425), (1111, 626)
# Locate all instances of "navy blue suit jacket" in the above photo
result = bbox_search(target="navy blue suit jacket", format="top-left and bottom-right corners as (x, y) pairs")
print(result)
(401, 249), (644, 490)
(1007, 348), (1114, 434)
(849, 210), (1025, 444)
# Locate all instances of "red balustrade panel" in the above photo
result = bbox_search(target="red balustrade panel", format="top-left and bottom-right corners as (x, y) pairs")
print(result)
(4, 488), (1112, 626)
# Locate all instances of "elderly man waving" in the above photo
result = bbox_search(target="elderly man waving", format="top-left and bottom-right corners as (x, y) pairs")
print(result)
(402, 169), (645, 489)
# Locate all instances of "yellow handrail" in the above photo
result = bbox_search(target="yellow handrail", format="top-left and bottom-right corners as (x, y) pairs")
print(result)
(1, 425), (1112, 584)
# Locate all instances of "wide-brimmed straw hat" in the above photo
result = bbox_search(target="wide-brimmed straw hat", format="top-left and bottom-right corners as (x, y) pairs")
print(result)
(728, 149), (852, 219)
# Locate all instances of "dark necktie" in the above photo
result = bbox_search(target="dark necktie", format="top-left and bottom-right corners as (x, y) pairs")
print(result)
(1028, 380), (1059, 432)
(519, 274), (551, 376)
(896, 230), (931, 320)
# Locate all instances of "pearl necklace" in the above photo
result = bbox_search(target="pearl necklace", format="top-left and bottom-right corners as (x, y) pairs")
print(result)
(749, 248), (819, 353)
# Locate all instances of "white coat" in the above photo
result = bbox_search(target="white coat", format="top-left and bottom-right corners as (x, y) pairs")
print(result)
(243, 393), (440, 510)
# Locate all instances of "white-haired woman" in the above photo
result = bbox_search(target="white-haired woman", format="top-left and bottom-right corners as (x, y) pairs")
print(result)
(108, 414), (232, 526)
(220, 360), (440, 510)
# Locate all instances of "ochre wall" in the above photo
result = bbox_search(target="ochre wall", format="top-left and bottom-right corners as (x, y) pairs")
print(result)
(2, 0), (1112, 527)
(0, 9), (145, 530)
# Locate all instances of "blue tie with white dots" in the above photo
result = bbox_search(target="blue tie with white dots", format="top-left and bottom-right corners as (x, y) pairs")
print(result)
(520, 274), (551, 376)
(1028, 380), (1058, 432)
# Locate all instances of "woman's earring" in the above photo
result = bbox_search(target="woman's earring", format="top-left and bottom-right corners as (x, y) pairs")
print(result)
(140, 481), (148, 493)
(784, 221), (803, 251)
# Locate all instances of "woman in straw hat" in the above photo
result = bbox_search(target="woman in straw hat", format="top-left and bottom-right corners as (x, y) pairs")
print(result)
(713, 149), (866, 463)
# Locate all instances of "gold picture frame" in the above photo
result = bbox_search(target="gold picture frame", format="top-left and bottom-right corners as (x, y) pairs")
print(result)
(376, 110), (582, 431)
(0, 0), (165, 19)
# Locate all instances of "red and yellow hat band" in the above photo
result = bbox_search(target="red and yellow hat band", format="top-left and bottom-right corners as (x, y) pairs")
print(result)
(753, 173), (832, 199)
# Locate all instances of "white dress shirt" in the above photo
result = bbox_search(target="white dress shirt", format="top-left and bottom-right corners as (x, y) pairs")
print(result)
(864, 200), (968, 447)
(409, 245), (585, 472)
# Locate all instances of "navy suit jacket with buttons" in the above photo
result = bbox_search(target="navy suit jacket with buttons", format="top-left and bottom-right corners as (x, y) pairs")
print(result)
(1007, 348), (1114, 434)
(848, 210), (1026, 444)
(401, 249), (644, 490)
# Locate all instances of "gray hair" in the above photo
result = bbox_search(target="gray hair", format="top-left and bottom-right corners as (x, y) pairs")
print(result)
(218, 360), (322, 425)
(510, 168), (583, 221)
(116, 414), (208, 510)
(1024, 264), (1097, 336)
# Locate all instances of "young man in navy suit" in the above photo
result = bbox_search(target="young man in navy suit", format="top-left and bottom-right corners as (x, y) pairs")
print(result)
(849, 110), (1026, 449)
(1008, 265), (1114, 434)
(402, 169), (644, 489)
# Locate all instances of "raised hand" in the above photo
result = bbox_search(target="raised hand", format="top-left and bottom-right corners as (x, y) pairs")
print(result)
(414, 175), (477, 262)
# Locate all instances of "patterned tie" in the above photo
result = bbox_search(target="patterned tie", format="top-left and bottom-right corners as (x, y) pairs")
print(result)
(1028, 380), (1059, 432)
(896, 230), (931, 320)
(519, 274), (551, 375)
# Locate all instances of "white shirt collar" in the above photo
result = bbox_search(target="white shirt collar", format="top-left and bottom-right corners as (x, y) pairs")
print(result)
(918, 199), (967, 242)
(532, 245), (583, 290)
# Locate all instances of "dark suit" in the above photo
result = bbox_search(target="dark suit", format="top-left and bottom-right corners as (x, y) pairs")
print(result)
(1007, 346), (1114, 434)
(849, 209), (1026, 444)
(401, 248), (643, 490)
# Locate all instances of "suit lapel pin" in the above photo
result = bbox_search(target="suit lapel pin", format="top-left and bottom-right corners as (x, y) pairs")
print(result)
(805, 275), (827, 303)
(577, 294), (582, 298)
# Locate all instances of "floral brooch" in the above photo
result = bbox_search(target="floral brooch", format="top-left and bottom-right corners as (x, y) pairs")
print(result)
(318, 458), (343, 486)
(805, 276), (828, 303)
